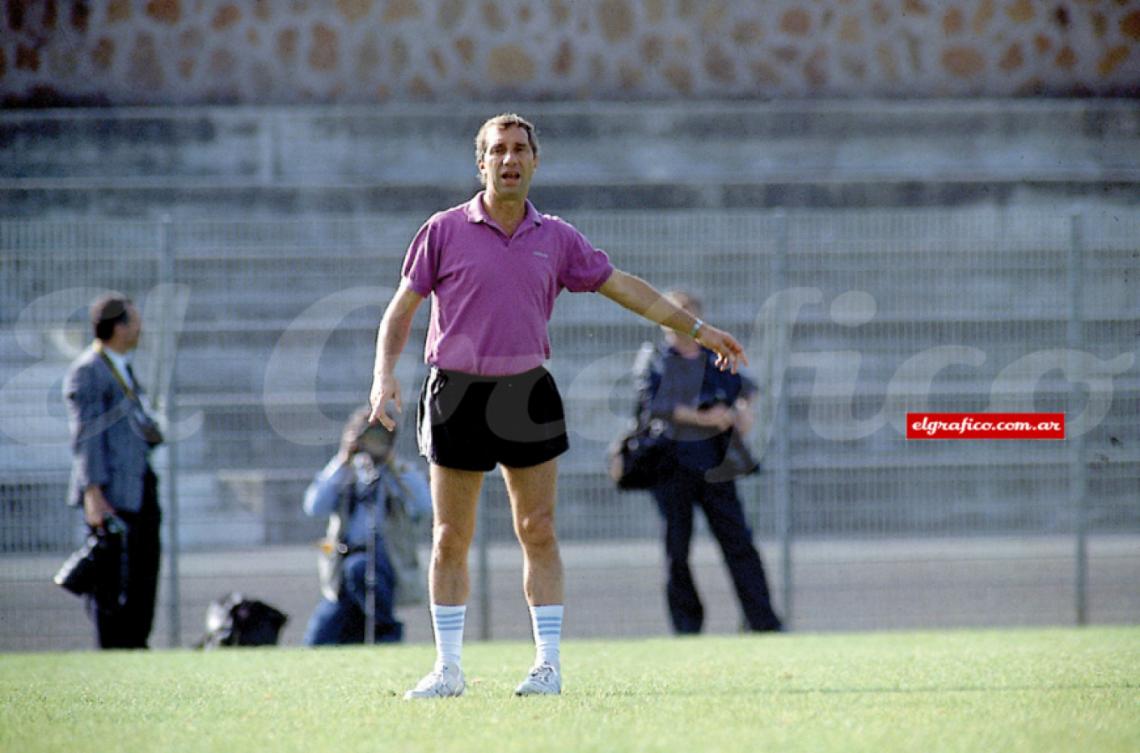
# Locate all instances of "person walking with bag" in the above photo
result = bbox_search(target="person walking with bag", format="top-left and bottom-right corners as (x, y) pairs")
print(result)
(63, 293), (164, 649)
(636, 290), (782, 635)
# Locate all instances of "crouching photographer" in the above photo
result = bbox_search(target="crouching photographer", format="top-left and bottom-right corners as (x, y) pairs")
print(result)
(302, 407), (431, 645)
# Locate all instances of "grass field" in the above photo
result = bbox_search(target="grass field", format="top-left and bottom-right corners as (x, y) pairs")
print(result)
(2, 626), (1137, 753)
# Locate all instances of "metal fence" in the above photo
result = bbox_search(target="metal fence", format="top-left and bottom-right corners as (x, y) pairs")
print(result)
(1, 207), (1137, 651)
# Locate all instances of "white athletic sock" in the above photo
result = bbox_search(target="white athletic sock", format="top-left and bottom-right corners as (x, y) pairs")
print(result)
(431, 604), (466, 669)
(530, 604), (563, 669)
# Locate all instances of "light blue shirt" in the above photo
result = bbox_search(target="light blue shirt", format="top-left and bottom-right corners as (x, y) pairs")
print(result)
(302, 454), (431, 548)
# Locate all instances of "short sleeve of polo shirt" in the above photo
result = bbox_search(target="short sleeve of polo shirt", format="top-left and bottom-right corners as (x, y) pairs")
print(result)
(401, 219), (439, 297)
(558, 225), (614, 293)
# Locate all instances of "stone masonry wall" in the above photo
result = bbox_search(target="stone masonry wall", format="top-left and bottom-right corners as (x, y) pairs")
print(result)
(1, 0), (1138, 105)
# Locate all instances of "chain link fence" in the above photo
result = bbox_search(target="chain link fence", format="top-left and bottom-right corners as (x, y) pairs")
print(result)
(1, 207), (1137, 650)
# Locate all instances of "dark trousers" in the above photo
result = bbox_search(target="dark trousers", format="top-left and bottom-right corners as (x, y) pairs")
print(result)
(85, 468), (161, 649)
(303, 552), (403, 645)
(651, 467), (782, 634)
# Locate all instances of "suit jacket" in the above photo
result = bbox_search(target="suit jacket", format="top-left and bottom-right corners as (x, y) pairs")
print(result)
(63, 344), (154, 513)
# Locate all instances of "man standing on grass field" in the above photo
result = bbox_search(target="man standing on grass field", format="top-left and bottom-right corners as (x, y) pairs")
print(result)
(369, 113), (748, 699)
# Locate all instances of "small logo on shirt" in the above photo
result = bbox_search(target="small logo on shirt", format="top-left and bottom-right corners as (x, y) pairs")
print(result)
(532, 250), (549, 258)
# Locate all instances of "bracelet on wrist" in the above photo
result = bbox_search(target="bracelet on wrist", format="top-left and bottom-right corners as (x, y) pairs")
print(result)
(689, 318), (704, 339)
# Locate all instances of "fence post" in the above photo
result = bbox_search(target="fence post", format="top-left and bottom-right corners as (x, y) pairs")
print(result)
(1067, 212), (1088, 626)
(158, 216), (182, 647)
(773, 211), (794, 628)
(260, 111), (279, 187)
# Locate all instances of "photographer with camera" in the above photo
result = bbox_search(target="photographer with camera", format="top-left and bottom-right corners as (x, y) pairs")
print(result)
(62, 293), (164, 649)
(301, 407), (430, 645)
(634, 290), (782, 635)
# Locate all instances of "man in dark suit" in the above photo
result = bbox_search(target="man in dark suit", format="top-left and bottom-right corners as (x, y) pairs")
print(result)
(63, 293), (163, 649)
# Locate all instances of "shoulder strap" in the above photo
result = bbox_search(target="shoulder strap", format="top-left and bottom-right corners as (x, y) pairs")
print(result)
(631, 341), (663, 420)
(95, 344), (139, 403)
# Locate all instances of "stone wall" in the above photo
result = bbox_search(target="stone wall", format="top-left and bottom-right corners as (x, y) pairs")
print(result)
(1, 0), (1138, 105)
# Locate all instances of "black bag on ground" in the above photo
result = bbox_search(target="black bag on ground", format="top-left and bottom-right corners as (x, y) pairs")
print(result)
(196, 592), (288, 649)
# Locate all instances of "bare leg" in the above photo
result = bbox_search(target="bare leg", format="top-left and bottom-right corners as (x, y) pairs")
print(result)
(500, 458), (563, 605)
(428, 464), (484, 605)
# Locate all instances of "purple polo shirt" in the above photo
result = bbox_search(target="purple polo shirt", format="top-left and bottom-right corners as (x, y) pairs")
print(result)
(402, 193), (614, 376)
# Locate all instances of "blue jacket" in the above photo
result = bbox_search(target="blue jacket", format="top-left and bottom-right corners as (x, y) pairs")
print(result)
(635, 342), (757, 473)
(63, 344), (154, 513)
(303, 455), (431, 549)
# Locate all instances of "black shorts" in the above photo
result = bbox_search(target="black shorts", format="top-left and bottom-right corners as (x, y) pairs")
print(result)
(417, 366), (570, 472)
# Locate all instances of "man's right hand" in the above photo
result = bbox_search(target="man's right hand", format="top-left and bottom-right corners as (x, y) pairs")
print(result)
(82, 485), (115, 529)
(700, 405), (738, 432)
(369, 373), (403, 431)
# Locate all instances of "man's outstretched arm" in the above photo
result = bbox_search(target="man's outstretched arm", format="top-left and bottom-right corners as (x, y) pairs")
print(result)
(369, 281), (425, 429)
(597, 269), (748, 373)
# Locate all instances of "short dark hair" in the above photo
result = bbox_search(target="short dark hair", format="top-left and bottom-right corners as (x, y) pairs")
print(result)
(474, 113), (540, 162)
(90, 293), (133, 341)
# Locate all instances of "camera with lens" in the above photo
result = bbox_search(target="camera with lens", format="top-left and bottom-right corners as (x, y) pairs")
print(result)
(53, 516), (125, 597)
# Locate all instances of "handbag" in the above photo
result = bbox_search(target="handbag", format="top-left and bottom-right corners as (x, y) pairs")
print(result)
(705, 429), (760, 483)
(197, 592), (288, 648)
(53, 519), (126, 598)
(608, 416), (674, 491)
(317, 483), (353, 603)
(128, 403), (165, 448)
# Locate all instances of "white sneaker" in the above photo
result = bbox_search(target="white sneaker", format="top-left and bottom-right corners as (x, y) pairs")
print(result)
(514, 662), (561, 696)
(403, 663), (465, 699)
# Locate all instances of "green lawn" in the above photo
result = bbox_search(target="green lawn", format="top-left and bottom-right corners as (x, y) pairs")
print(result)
(2, 627), (1137, 753)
